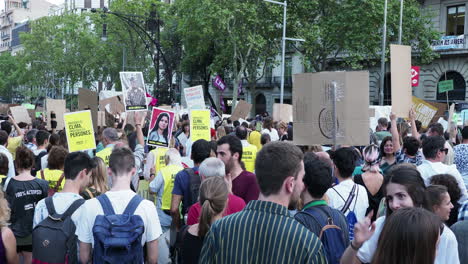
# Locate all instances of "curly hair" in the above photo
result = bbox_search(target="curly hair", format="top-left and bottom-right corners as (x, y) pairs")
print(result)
(47, 146), (69, 170)
(0, 189), (10, 228)
(15, 146), (34, 170)
(430, 174), (462, 203)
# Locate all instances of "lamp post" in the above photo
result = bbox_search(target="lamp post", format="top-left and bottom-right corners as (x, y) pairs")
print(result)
(379, 0), (388, 106)
(264, 0), (304, 104)
(398, 0), (403, 45)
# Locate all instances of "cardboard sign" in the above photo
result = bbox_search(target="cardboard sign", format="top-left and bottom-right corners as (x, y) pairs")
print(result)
(184, 85), (205, 109)
(10, 106), (32, 124)
(120, 72), (148, 111)
(447, 103), (455, 132)
(97, 111), (106, 127)
(64, 110), (96, 152)
(273, 103), (293, 122)
(293, 71), (370, 146)
(412, 96), (438, 128)
(390, 44), (412, 118)
(231, 100), (252, 121)
(147, 107), (175, 147)
(99, 96), (125, 115)
(0, 104), (9, 115)
(190, 110), (211, 142)
(369, 106), (392, 132)
(438, 80), (454, 93)
(46, 99), (66, 131)
(78, 88), (99, 131)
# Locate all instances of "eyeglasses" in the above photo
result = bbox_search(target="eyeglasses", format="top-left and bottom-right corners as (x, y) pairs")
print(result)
(440, 148), (449, 155)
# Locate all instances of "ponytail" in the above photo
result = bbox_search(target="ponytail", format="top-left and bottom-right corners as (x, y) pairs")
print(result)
(197, 177), (228, 238)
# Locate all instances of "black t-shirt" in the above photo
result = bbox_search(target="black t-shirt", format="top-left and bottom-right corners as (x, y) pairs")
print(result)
(181, 231), (204, 264)
(5, 178), (48, 238)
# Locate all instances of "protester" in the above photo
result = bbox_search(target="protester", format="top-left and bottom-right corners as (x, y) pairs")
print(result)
(378, 137), (395, 174)
(454, 126), (468, 187)
(371, 207), (442, 264)
(340, 164), (460, 264)
(294, 153), (349, 263)
(235, 126), (257, 173)
(354, 145), (384, 222)
(430, 174), (462, 226)
(39, 146), (68, 194)
(247, 121), (262, 151)
(182, 176), (228, 263)
(277, 121), (289, 141)
(390, 112), (423, 166)
(261, 116), (279, 141)
(418, 136), (467, 203)
(199, 141), (327, 263)
(0, 131), (15, 179)
(451, 220), (468, 264)
(373, 117), (391, 142)
(186, 157), (245, 225)
(3, 116), (24, 160)
(96, 127), (120, 165)
(0, 187), (17, 263)
(80, 156), (108, 199)
(326, 147), (369, 222)
(40, 133), (60, 170)
(260, 133), (271, 146)
(176, 121), (190, 156)
(77, 147), (161, 264)
(31, 130), (50, 176)
(0, 153), (8, 185)
(24, 129), (38, 151)
(217, 135), (260, 203)
(5, 146), (48, 264)
(171, 139), (212, 229)
(427, 122), (455, 165)
(427, 185), (454, 222)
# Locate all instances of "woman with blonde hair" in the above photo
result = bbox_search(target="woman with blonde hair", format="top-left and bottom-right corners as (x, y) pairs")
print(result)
(354, 144), (384, 222)
(181, 177), (228, 263)
(80, 157), (108, 199)
(277, 121), (289, 141)
(0, 188), (18, 263)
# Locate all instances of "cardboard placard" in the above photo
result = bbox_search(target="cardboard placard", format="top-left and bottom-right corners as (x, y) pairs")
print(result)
(97, 111), (106, 127)
(231, 100), (252, 121)
(78, 88), (99, 132)
(46, 99), (66, 131)
(293, 71), (370, 146)
(447, 103), (455, 132)
(10, 106), (32, 124)
(120, 72), (148, 112)
(99, 96), (125, 115)
(369, 106), (392, 132)
(428, 101), (447, 125)
(390, 44), (412, 118)
(273, 103), (293, 122)
(190, 109), (211, 142)
(64, 110), (96, 152)
(412, 96), (438, 128)
(184, 85), (205, 109)
(147, 107), (176, 147)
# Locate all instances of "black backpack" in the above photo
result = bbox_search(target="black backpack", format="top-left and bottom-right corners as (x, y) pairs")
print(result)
(32, 197), (85, 264)
(32, 151), (47, 176)
(186, 168), (201, 211)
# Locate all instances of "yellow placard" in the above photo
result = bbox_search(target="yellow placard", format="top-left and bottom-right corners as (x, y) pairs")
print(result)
(64, 110), (96, 152)
(412, 96), (438, 128)
(190, 110), (211, 142)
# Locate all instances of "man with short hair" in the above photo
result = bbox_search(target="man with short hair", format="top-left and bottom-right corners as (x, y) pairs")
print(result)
(171, 139), (212, 228)
(389, 112), (423, 166)
(32, 130), (50, 176)
(418, 136), (467, 203)
(0, 130), (15, 179)
(235, 126), (257, 173)
(427, 122), (454, 165)
(186, 157), (246, 225)
(199, 142), (327, 263)
(77, 147), (161, 264)
(33, 152), (96, 227)
(96, 127), (120, 166)
(217, 135), (260, 203)
(25, 129), (38, 151)
(373, 117), (391, 142)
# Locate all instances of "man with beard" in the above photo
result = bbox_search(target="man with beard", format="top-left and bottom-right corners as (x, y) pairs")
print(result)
(199, 141), (327, 263)
(217, 135), (259, 203)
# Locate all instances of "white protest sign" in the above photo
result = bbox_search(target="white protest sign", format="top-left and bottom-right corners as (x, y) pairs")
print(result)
(184, 85), (205, 109)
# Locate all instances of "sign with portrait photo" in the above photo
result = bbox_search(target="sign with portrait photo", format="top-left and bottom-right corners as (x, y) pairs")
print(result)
(120, 72), (148, 112)
(147, 107), (175, 147)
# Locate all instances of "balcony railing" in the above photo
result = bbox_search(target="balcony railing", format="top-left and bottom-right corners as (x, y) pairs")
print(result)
(1, 34), (10, 41)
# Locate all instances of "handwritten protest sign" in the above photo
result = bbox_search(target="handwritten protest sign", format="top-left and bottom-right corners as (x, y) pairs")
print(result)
(231, 100), (252, 121)
(184, 85), (205, 109)
(412, 96), (438, 128)
(391, 44), (412, 118)
(10, 106), (31, 124)
(64, 110), (96, 152)
(190, 110), (211, 142)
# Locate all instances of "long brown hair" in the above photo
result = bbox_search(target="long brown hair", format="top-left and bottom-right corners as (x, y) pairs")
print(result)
(372, 207), (441, 264)
(198, 177), (228, 238)
(89, 157), (108, 193)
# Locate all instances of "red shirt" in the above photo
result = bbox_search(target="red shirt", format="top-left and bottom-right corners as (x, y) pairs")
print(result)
(186, 193), (246, 225)
(232, 170), (260, 203)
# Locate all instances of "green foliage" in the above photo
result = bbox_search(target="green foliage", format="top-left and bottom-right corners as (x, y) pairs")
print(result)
(0, 52), (25, 98)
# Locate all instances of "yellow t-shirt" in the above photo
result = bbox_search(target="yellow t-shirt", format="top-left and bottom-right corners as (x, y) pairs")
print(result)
(7, 136), (22, 160)
(40, 169), (65, 192)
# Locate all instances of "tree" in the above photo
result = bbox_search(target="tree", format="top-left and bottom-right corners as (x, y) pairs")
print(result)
(0, 52), (25, 101)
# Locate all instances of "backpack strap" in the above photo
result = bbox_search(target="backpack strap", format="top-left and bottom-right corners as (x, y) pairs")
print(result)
(45, 196), (57, 216)
(123, 195), (143, 216)
(54, 173), (65, 192)
(40, 170), (45, 180)
(341, 184), (357, 214)
(97, 194), (116, 215)
(85, 188), (95, 199)
(60, 199), (85, 221)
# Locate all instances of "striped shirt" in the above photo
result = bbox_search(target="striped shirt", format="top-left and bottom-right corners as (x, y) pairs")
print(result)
(199, 200), (328, 264)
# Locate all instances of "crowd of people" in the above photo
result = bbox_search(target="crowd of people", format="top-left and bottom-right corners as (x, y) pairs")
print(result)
(0, 106), (466, 264)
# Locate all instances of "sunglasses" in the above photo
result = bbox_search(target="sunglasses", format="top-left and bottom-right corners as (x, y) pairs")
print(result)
(440, 148), (449, 155)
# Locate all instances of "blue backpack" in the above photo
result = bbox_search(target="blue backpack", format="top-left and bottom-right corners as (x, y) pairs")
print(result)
(92, 194), (145, 264)
(333, 184), (358, 240)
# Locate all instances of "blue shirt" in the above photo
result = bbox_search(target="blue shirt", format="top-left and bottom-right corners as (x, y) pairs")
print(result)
(172, 166), (199, 214)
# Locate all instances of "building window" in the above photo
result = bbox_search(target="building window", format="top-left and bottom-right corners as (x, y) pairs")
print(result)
(437, 71), (466, 101)
(446, 5), (465, 36)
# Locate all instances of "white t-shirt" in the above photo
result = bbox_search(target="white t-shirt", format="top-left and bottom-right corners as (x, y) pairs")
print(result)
(76, 190), (162, 247)
(33, 192), (84, 228)
(417, 160), (468, 203)
(357, 216), (460, 264)
(261, 128), (279, 142)
(325, 179), (369, 221)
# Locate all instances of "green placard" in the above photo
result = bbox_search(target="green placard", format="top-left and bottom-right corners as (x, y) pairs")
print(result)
(438, 80), (454, 93)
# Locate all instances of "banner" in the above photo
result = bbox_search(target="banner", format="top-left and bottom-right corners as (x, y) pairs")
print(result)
(391, 44), (412, 118)
(213, 75), (226, 91)
(293, 71), (369, 146)
(432, 35), (465, 51)
(190, 109), (211, 142)
(412, 96), (438, 128)
(147, 107), (175, 148)
(411, 66), (420, 87)
(231, 100), (252, 121)
(220, 94), (226, 112)
(64, 110), (96, 152)
(184, 85), (205, 109)
(120, 72), (148, 111)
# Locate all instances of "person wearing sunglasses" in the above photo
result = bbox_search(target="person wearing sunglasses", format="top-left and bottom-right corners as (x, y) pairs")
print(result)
(418, 136), (468, 204)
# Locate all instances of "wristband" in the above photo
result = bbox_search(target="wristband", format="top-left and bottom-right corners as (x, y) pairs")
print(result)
(350, 241), (361, 251)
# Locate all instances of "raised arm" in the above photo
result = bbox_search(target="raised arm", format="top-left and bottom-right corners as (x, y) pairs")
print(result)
(389, 112), (401, 152)
(408, 108), (421, 140)
(8, 115), (23, 137)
